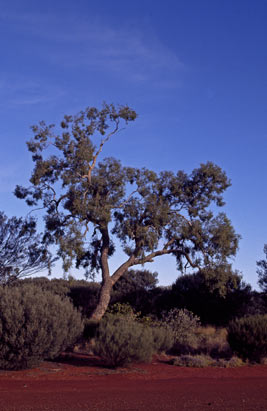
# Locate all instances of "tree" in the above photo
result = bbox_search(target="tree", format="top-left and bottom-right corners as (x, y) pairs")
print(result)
(0, 212), (54, 285)
(15, 103), (239, 322)
(170, 266), (252, 325)
(111, 269), (159, 315)
(257, 244), (267, 292)
(113, 269), (158, 294)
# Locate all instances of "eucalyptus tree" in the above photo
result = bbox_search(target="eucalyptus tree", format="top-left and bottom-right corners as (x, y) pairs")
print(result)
(0, 212), (54, 285)
(15, 103), (239, 321)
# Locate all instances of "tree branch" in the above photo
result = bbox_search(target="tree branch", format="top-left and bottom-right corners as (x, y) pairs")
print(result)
(132, 238), (200, 269)
(82, 120), (124, 184)
(112, 190), (138, 209)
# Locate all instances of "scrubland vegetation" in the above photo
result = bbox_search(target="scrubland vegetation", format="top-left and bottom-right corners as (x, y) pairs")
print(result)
(0, 274), (266, 369)
(0, 103), (267, 370)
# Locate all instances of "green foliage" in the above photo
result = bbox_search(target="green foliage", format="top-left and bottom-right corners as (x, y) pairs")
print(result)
(17, 277), (71, 297)
(68, 281), (100, 317)
(160, 308), (200, 354)
(14, 277), (101, 319)
(0, 212), (55, 285)
(169, 270), (253, 325)
(15, 102), (240, 321)
(150, 325), (174, 352)
(107, 302), (137, 318)
(227, 314), (267, 362)
(94, 314), (156, 367)
(0, 285), (84, 370)
(113, 269), (158, 294)
(199, 264), (242, 297)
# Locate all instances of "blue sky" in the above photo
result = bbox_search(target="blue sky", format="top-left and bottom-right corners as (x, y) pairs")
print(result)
(1, 0), (267, 289)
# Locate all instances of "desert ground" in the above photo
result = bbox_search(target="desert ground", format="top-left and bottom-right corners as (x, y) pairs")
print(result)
(0, 353), (267, 411)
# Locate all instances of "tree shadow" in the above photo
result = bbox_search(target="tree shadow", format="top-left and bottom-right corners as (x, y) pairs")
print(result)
(52, 352), (108, 368)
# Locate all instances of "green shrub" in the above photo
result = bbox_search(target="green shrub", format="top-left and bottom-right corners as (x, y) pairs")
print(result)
(17, 277), (71, 297)
(160, 308), (200, 354)
(151, 326), (174, 352)
(94, 314), (158, 367)
(68, 281), (100, 317)
(227, 314), (267, 362)
(0, 285), (84, 370)
(107, 302), (137, 318)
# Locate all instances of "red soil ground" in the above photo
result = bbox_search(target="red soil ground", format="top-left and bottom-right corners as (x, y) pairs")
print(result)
(0, 353), (267, 411)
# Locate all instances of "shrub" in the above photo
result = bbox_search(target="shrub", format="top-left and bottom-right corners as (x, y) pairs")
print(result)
(94, 314), (157, 367)
(107, 302), (137, 318)
(216, 356), (244, 368)
(227, 314), (267, 362)
(170, 354), (214, 367)
(151, 326), (174, 352)
(17, 277), (71, 297)
(68, 281), (100, 317)
(195, 326), (231, 358)
(170, 354), (244, 368)
(160, 308), (200, 354)
(0, 285), (84, 370)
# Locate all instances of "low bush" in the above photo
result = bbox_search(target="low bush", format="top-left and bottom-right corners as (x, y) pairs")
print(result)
(170, 354), (214, 367)
(68, 281), (100, 317)
(94, 314), (167, 367)
(195, 326), (231, 358)
(151, 326), (174, 352)
(17, 277), (71, 297)
(216, 356), (244, 368)
(0, 285), (84, 370)
(170, 354), (244, 368)
(227, 314), (267, 362)
(160, 308), (200, 354)
(107, 302), (137, 319)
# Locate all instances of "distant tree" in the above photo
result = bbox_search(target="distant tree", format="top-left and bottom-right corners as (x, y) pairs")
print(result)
(113, 269), (158, 294)
(169, 266), (252, 325)
(15, 103), (239, 322)
(257, 244), (267, 293)
(0, 212), (54, 285)
(111, 269), (159, 315)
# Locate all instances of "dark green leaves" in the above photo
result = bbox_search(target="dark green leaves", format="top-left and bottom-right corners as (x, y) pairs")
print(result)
(16, 102), (238, 278)
(0, 212), (56, 285)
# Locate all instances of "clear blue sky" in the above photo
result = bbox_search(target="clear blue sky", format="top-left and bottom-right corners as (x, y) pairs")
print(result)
(1, 0), (267, 289)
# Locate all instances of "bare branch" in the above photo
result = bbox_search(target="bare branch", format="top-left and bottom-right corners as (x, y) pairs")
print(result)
(168, 210), (192, 226)
(26, 206), (46, 217)
(112, 190), (138, 209)
(82, 221), (90, 238)
(131, 238), (200, 270)
(82, 120), (123, 184)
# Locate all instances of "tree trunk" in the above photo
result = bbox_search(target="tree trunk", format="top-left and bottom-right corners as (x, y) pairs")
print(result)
(89, 277), (113, 323)
(89, 226), (113, 323)
(89, 249), (135, 323)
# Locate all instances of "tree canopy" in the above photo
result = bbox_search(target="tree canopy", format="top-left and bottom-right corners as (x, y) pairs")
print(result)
(15, 103), (240, 321)
(0, 212), (54, 285)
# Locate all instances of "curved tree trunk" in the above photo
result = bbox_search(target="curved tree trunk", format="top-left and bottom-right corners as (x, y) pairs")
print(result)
(89, 234), (136, 323)
(89, 277), (113, 323)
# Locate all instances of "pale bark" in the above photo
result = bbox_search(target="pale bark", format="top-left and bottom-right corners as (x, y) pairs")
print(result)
(89, 234), (200, 323)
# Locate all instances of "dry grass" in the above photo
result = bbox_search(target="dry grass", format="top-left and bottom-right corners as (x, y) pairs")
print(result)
(194, 326), (231, 358)
(170, 354), (244, 368)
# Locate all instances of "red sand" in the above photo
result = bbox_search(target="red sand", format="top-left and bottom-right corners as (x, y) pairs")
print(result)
(0, 353), (267, 410)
